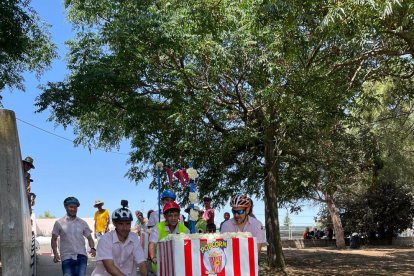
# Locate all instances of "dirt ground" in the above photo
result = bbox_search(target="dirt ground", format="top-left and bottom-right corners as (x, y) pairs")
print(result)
(259, 246), (414, 275)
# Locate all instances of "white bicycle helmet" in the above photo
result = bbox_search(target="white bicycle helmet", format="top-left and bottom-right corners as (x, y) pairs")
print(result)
(112, 207), (133, 221)
(230, 194), (252, 214)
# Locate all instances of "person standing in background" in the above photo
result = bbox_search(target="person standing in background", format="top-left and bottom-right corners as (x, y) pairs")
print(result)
(22, 156), (35, 200)
(203, 196), (216, 232)
(51, 197), (95, 276)
(22, 156), (35, 183)
(147, 189), (184, 228)
(219, 212), (230, 231)
(93, 199), (110, 241)
(133, 210), (147, 236)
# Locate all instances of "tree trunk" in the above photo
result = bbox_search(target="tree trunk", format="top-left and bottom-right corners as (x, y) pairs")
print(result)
(264, 125), (285, 269)
(326, 194), (346, 248)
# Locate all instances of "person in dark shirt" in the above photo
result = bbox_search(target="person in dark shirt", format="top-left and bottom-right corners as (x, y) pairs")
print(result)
(219, 212), (230, 231)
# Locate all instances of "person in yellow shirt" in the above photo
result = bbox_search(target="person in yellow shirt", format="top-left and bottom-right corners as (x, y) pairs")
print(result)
(93, 200), (110, 240)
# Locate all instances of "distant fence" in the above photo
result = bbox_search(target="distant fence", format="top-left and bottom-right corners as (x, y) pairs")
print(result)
(279, 225), (317, 240)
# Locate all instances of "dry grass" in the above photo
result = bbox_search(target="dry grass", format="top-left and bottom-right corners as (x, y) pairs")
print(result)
(259, 247), (414, 275)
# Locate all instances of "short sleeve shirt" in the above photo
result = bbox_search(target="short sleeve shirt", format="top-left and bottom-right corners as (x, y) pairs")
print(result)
(92, 231), (146, 276)
(220, 216), (266, 244)
(203, 208), (215, 224)
(94, 209), (110, 233)
(52, 216), (92, 261)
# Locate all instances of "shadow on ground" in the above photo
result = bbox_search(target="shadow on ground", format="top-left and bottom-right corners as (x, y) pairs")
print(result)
(259, 247), (414, 275)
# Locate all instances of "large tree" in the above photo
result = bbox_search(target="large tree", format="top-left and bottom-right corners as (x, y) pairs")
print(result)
(36, 0), (413, 269)
(0, 0), (56, 103)
(261, 0), (414, 248)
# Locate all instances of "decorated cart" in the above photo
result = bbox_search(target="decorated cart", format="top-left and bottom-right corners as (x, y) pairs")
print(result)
(146, 162), (259, 276)
(157, 232), (258, 276)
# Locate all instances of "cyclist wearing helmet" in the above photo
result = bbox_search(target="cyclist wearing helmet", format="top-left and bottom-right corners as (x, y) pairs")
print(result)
(51, 197), (96, 276)
(148, 202), (189, 272)
(221, 194), (266, 253)
(92, 205), (148, 276)
(147, 189), (184, 228)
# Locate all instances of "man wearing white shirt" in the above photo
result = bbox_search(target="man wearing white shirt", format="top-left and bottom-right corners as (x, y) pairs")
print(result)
(220, 194), (265, 253)
(92, 206), (148, 276)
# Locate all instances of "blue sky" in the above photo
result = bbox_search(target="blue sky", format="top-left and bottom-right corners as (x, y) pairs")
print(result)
(2, 0), (318, 227)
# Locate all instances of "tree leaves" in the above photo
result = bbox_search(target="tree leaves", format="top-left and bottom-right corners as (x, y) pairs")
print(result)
(0, 0), (56, 102)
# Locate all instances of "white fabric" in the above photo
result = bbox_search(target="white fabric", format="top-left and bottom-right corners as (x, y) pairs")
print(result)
(92, 230), (146, 276)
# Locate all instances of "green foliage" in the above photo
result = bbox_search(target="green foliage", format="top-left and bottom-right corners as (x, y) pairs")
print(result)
(340, 180), (414, 237)
(35, 0), (414, 266)
(283, 211), (291, 227)
(38, 210), (56, 218)
(0, 0), (56, 102)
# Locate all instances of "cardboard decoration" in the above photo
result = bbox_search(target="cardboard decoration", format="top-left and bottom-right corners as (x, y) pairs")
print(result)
(157, 236), (258, 276)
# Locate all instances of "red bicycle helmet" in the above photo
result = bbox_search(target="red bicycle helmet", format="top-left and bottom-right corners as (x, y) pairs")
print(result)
(163, 202), (181, 214)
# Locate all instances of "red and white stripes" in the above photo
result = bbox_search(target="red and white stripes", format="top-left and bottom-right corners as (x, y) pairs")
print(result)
(157, 237), (258, 276)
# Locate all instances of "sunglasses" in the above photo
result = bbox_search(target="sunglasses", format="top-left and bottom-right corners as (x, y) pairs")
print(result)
(231, 209), (246, 215)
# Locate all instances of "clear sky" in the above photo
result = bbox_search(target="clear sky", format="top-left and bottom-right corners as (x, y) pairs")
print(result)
(2, 0), (318, 228)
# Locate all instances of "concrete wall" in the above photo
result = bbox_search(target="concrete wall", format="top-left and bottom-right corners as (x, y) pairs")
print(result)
(282, 239), (337, 248)
(392, 237), (414, 247)
(0, 109), (33, 275)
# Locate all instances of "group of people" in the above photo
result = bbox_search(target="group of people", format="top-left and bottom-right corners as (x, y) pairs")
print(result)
(51, 192), (265, 276)
(303, 226), (334, 240)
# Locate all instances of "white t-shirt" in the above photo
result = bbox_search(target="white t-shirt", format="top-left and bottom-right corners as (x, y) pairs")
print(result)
(92, 230), (146, 276)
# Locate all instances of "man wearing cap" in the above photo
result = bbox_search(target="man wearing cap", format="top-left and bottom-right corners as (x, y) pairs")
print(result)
(148, 202), (189, 272)
(92, 204), (148, 276)
(146, 189), (184, 228)
(93, 199), (110, 241)
(52, 197), (95, 276)
(22, 156), (35, 190)
(203, 196), (216, 232)
(23, 156), (35, 171)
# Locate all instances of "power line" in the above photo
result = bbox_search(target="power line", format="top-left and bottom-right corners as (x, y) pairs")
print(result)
(16, 118), (129, 156)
